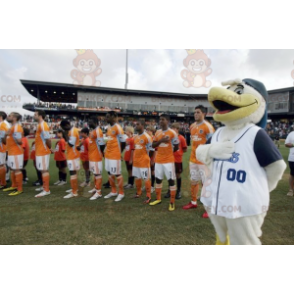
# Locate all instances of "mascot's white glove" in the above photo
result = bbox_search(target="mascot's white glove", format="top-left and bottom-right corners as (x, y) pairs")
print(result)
(196, 141), (235, 166)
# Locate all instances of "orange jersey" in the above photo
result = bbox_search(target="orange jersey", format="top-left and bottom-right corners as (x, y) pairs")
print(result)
(124, 137), (135, 161)
(66, 127), (80, 160)
(30, 142), (36, 160)
(6, 123), (24, 156)
(154, 128), (179, 164)
(174, 134), (187, 163)
(133, 132), (153, 168)
(190, 120), (214, 164)
(54, 138), (66, 161)
(80, 137), (89, 161)
(22, 137), (30, 161)
(0, 120), (9, 153)
(35, 121), (51, 156)
(105, 124), (126, 160)
(89, 127), (105, 162)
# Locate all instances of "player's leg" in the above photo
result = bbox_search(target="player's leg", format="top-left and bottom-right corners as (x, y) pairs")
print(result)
(143, 168), (152, 204)
(175, 162), (183, 199)
(22, 160), (28, 184)
(80, 161), (90, 187)
(35, 155), (50, 197)
(64, 159), (80, 198)
(164, 163), (176, 211)
(104, 159), (119, 198)
(207, 211), (230, 245)
(8, 155), (24, 196)
(54, 161), (62, 185)
(57, 161), (67, 185)
(3, 156), (17, 191)
(0, 152), (7, 189)
(183, 162), (200, 209)
(89, 161), (103, 200)
(287, 161), (294, 196)
(124, 161), (134, 189)
(150, 163), (163, 206)
(114, 160), (124, 202)
(226, 213), (267, 245)
(133, 167), (142, 198)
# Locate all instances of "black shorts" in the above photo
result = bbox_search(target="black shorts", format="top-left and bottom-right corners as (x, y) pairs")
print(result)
(125, 161), (133, 171)
(289, 161), (294, 176)
(56, 160), (67, 169)
(175, 162), (183, 174)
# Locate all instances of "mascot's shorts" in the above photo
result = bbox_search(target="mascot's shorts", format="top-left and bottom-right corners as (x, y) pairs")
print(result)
(288, 161), (294, 176)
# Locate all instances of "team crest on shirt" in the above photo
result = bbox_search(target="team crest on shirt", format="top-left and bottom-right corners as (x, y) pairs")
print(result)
(140, 139), (144, 144)
(199, 129), (204, 134)
(214, 152), (240, 163)
(112, 130), (116, 135)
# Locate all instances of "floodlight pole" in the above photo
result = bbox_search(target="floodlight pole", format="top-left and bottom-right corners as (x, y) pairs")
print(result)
(125, 49), (128, 89)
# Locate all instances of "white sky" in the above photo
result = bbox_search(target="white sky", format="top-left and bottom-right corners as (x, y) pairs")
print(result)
(1, 49), (294, 115)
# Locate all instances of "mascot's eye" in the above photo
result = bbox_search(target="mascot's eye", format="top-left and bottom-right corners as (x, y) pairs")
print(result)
(191, 61), (195, 66)
(89, 61), (93, 66)
(199, 61), (204, 66)
(234, 87), (244, 95)
(80, 61), (85, 66)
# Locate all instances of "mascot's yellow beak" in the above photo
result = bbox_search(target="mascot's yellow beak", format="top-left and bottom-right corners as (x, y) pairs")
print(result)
(208, 87), (260, 122)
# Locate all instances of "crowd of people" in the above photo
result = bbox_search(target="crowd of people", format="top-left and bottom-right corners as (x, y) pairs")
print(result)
(0, 106), (215, 215)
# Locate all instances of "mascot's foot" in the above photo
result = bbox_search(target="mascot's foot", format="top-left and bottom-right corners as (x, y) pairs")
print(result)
(216, 235), (230, 245)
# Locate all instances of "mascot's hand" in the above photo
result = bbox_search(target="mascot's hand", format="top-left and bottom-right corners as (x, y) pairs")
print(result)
(196, 141), (235, 166)
(208, 141), (235, 160)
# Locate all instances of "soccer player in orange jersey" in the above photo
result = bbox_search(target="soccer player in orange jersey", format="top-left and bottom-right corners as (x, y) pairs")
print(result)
(183, 105), (215, 217)
(149, 115), (179, 211)
(145, 126), (156, 193)
(60, 120), (81, 199)
(0, 111), (10, 190)
(103, 111), (126, 202)
(3, 112), (24, 196)
(34, 110), (52, 198)
(87, 117), (105, 200)
(133, 120), (154, 203)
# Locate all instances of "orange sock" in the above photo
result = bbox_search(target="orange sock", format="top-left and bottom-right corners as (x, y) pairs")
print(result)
(191, 183), (199, 204)
(155, 183), (163, 201)
(109, 175), (117, 194)
(170, 185), (177, 204)
(15, 171), (23, 192)
(135, 178), (142, 195)
(117, 175), (124, 195)
(95, 175), (102, 193)
(70, 174), (78, 195)
(42, 172), (50, 192)
(145, 179), (151, 198)
(11, 170), (16, 188)
(0, 165), (6, 186)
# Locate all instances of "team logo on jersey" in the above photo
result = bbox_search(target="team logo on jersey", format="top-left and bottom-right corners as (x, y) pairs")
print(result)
(199, 129), (203, 134)
(112, 130), (116, 135)
(214, 152), (240, 163)
(192, 135), (202, 142)
(140, 139), (144, 144)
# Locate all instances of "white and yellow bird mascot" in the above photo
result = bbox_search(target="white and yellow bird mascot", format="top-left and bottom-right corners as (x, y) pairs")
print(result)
(196, 78), (286, 245)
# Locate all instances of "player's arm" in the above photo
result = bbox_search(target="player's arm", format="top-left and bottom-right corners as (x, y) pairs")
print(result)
(13, 132), (23, 145)
(118, 132), (127, 153)
(182, 137), (188, 153)
(129, 139), (135, 164)
(172, 135), (179, 152)
(285, 133), (293, 148)
(67, 134), (77, 148)
(152, 136), (169, 148)
(42, 126), (52, 149)
(0, 129), (6, 145)
(97, 133), (106, 156)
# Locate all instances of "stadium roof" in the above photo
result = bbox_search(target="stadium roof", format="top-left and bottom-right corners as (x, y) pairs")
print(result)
(20, 80), (208, 103)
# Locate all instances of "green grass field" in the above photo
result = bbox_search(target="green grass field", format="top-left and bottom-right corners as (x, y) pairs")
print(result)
(0, 140), (293, 245)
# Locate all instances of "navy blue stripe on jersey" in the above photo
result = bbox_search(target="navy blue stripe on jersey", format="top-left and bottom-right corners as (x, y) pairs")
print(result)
(254, 129), (283, 167)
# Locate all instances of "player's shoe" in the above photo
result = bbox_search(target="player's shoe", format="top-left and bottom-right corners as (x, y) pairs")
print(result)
(35, 187), (43, 192)
(88, 188), (97, 193)
(164, 191), (170, 198)
(33, 181), (41, 186)
(202, 211), (209, 218)
(124, 184), (134, 189)
(114, 194), (124, 202)
(66, 189), (72, 193)
(35, 191), (51, 198)
(183, 202), (198, 210)
(64, 192), (78, 199)
(8, 190), (23, 196)
(151, 187), (155, 193)
(80, 181), (91, 187)
(132, 194), (141, 198)
(57, 181), (67, 186)
(176, 191), (181, 199)
(169, 203), (175, 211)
(144, 197), (151, 204)
(54, 180), (61, 185)
(104, 192), (118, 199)
(286, 190), (293, 197)
(149, 200), (162, 206)
(90, 192), (103, 200)
(0, 185), (8, 190)
(3, 187), (17, 192)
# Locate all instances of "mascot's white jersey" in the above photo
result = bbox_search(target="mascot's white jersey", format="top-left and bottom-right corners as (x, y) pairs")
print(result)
(201, 124), (282, 219)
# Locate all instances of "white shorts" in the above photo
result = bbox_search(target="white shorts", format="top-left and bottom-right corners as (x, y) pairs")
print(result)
(105, 158), (121, 175)
(89, 161), (103, 175)
(7, 154), (24, 169)
(132, 167), (151, 180)
(190, 162), (206, 183)
(0, 152), (6, 165)
(36, 155), (50, 171)
(67, 158), (81, 171)
(155, 163), (176, 180)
